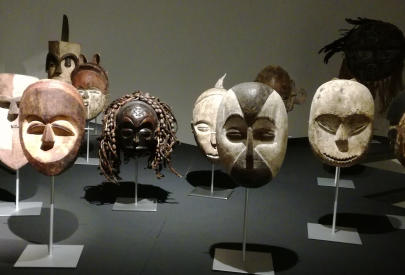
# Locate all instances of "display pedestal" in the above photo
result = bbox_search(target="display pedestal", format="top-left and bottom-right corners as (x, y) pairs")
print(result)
(75, 120), (98, 166)
(14, 244), (84, 268)
(113, 158), (157, 212)
(0, 169), (42, 216)
(309, 167), (361, 245)
(213, 248), (274, 275)
(317, 177), (355, 189)
(189, 164), (233, 200)
(15, 176), (83, 268)
(213, 189), (274, 274)
(386, 215), (405, 229)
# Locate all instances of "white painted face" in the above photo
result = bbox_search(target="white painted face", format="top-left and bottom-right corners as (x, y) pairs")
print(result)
(216, 82), (288, 188)
(0, 74), (38, 170)
(78, 88), (107, 120)
(192, 75), (227, 163)
(308, 79), (374, 167)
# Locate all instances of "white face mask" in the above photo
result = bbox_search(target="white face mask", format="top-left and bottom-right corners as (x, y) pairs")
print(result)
(216, 82), (288, 188)
(0, 74), (38, 170)
(309, 79), (374, 167)
(78, 88), (107, 120)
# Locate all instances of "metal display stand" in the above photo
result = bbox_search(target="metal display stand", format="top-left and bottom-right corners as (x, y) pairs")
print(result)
(0, 169), (42, 216)
(113, 157), (157, 211)
(75, 120), (98, 165)
(213, 189), (274, 274)
(386, 215), (405, 229)
(15, 176), (83, 268)
(189, 164), (233, 200)
(317, 177), (355, 189)
(308, 167), (362, 244)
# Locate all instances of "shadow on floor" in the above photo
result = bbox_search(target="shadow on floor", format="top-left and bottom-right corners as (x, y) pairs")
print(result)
(82, 181), (175, 205)
(318, 213), (397, 234)
(8, 208), (79, 244)
(186, 170), (238, 189)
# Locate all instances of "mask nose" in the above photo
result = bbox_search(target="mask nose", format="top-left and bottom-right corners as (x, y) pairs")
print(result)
(210, 132), (217, 148)
(7, 101), (18, 122)
(81, 90), (89, 100)
(133, 132), (140, 145)
(335, 124), (349, 152)
(54, 64), (62, 75)
(246, 127), (254, 170)
(41, 124), (55, 151)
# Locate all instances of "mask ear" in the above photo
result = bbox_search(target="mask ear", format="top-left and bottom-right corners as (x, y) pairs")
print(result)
(79, 54), (87, 64)
(92, 53), (101, 65)
(388, 125), (398, 148)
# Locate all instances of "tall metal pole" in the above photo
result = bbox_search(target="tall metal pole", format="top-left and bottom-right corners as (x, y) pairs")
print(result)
(332, 167), (341, 233)
(210, 164), (214, 193)
(86, 120), (90, 162)
(242, 188), (249, 261)
(135, 158), (138, 205)
(15, 169), (19, 210)
(49, 176), (55, 256)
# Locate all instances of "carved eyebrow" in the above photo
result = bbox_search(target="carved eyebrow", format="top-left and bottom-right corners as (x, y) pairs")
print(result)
(255, 116), (275, 123)
(0, 95), (12, 102)
(195, 119), (210, 125)
(226, 114), (245, 120)
(122, 117), (135, 126)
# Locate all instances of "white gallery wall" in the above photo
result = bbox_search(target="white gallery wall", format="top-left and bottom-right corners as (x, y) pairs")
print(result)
(0, 0), (404, 145)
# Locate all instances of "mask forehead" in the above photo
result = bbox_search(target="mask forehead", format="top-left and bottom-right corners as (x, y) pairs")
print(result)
(311, 80), (374, 118)
(0, 74), (14, 97)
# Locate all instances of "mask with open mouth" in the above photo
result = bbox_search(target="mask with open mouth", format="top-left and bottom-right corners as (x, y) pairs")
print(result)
(216, 82), (288, 188)
(192, 74), (226, 164)
(309, 79), (374, 167)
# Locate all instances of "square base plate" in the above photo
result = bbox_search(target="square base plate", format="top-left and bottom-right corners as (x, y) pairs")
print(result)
(0, 201), (42, 216)
(317, 177), (355, 189)
(307, 223), (362, 244)
(74, 157), (99, 165)
(14, 244), (83, 268)
(113, 197), (157, 211)
(189, 186), (233, 200)
(213, 248), (274, 274)
(386, 215), (405, 229)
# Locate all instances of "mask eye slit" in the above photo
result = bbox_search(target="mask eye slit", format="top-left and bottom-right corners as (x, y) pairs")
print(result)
(51, 124), (75, 136)
(27, 122), (45, 135)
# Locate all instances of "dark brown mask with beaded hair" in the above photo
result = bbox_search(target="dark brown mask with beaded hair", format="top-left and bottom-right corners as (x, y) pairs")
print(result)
(116, 100), (159, 157)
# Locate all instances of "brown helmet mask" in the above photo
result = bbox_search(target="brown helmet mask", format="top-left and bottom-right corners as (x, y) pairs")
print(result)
(19, 79), (85, 176)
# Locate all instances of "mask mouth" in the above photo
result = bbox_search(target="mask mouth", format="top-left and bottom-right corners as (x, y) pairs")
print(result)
(206, 154), (219, 159)
(323, 152), (358, 163)
(83, 101), (89, 106)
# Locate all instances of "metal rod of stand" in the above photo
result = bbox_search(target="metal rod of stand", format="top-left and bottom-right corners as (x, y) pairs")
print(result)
(94, 116), (98, 135)
(15, 169), (19, 210)
(49, 176), (55, 256)
(331, 167), (341, 234)
(135, 158), (138, 205)
(86, 120), (90, 162)
(210, 164), (214, 193)
(242, 188), (249, 261)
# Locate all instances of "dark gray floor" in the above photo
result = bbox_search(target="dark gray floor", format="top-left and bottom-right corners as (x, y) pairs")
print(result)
(1, 134), (405, 275)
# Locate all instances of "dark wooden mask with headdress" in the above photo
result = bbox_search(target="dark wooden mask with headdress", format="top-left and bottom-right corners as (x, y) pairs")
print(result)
(319, 18), (405, 114)
(98, 92), (181, 183)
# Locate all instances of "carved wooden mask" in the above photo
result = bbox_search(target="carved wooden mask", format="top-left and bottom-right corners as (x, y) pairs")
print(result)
(0, 74), (38, 170)
(116, 100), (159, 157)
(254, 65), (307, 112)
(192, 74), (226, 163)
(46, 41), (81, 84)
(386, 90), (405, 166)
(309, 79), (374, 167)
(216, 82), (288, 188)
(71, 54), (109, 120)
(19, 79), (85, 176)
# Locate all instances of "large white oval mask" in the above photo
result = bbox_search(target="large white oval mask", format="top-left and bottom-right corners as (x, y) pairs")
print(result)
(308, 79), (374, 167)
(216, 82), (288, 188)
